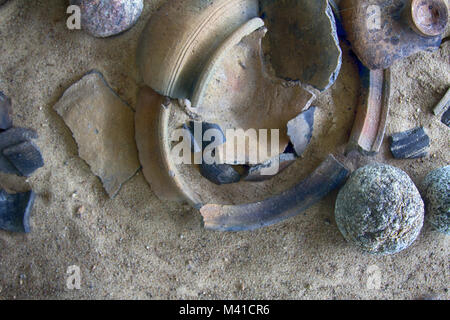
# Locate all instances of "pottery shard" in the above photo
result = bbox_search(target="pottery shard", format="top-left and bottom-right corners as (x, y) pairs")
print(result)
(260, 0), (342, 91)
(3, 141), (44, 177)
(245, 153), (296, 182)
(0, 189), (35, 233)
(70, 0), (143, 38)
(0, 128), (41, 176)
(0, 92), (12, 131)
(287, 106), (315, 157)
(389, 127), (430, 159)
(54, 71), (140, 198)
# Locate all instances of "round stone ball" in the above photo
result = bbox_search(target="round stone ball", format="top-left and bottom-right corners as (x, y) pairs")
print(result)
(421, 166), (449, 235)
(335, 163), (424, 255)
(70, 0), (144, 38)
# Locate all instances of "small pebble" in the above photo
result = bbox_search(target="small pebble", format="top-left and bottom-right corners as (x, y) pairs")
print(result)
(335, 163), (424, 255)
(421, 166), (450, 235)
(70, 0), (144, 38)
(77, 205), (85, 215)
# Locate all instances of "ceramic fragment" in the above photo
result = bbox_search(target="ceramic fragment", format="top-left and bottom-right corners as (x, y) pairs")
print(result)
(389, 127), (430, 159)
(287, 107), (315, 157)
(259, 0), (342, 91)
(0, 189), (35, 233)
(54, 71), (140, 198)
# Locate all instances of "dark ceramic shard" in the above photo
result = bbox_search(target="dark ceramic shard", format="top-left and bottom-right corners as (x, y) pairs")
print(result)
(0, 189), (35, 233)
(441, 108), (450, 127)
(0, 92), (13, 131)
(433, 88), (450, 117)
(287, 107), (315, 157)
(3, 141), (44, 177)
(389, 127), (430, 159)
(0, 128), (39, 176)
(70, 0), (144, 38)
(245, 153), (296, 182)
(199, 163), (241, 185)
(187, 121), (226, 153)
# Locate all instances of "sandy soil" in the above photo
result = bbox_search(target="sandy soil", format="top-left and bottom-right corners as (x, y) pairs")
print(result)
(0, 0), (448, 300)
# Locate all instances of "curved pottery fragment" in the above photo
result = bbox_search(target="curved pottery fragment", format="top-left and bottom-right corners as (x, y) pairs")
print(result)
(137, 0), (259, 99)
(347, 67), (391, 155)
(135, 87), (202, 205)
(191, 18), (315, 164)
(200, 155), (350, 231)
(259, 0), (342, 91)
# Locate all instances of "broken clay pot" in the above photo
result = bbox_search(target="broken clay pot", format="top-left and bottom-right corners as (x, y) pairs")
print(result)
(190, 18), (315, 165)
(340, 0), (447, 70)
(260, 0), (342, 91)
(137, 0), (259, 99)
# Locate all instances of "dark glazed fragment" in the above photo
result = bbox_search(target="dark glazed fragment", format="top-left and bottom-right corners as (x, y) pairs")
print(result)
(184, 121), (240, 185)
(0, 128), (41, 176)
(259, 0), (342, 91)
(347, 66), (390, 155)
(201, 154), (350, 231)
(3, 141), (44, 176)
(0, 189), (35, 233)
(199, 164), (241, 185)
(389, 127), (430, 159)
(0, 92), (13, 131)
(244, 153), (296, 182)
(340, 0), (444, 70)
(441, 108), (450, 127)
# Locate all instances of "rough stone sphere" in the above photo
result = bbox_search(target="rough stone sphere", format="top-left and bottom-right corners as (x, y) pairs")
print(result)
(70, 0), (144, 38)
(422, 166), (450, 235)
(335, 163), (424, 255)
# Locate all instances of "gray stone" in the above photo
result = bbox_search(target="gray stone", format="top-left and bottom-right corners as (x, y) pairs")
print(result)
(54, 71), (140, 198)
(70, 0), (144, 38)
(335, 163), (424, 255)
(421, 166), (450, 235)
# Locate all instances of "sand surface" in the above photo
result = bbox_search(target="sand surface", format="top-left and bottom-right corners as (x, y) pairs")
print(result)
(0, 0), (448, 300)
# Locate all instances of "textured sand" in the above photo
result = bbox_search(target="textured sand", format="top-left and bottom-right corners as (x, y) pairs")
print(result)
(0, 0), (448, 300)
